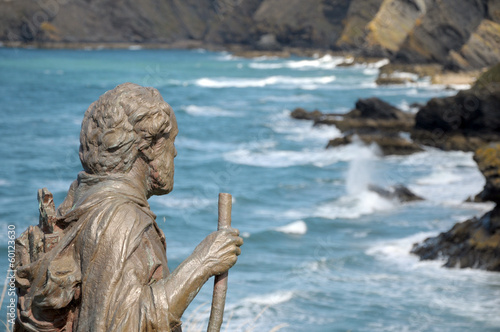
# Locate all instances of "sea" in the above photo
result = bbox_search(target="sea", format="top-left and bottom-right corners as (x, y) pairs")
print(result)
(1, 48), (499, 331)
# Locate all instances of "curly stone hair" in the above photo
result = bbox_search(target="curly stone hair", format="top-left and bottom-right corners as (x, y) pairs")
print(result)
(79, 83), (174, 175)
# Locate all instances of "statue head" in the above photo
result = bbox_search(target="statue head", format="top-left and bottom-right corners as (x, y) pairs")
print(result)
(79, 82), (178, 195)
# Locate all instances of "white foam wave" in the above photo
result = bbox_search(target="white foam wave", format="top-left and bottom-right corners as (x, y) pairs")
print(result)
(275, 220), (307, 235)
(397, 100), (411, 112)
(416, 170), (462, 185)
(366, 232), (439, 268)
(395, 149), (484, 203)
(226, 137), (379, 168)
(371, 59), (390, 68)
(248, 63), (284, 70)
(362, 68), (379, 75)
(216, 52), (235, 61)
(0, 179), (10, 187)
(448, 84), (472, 90)
(253, 55), (280, 61)
(249, 55), (348, 71)
(314, 190), (396, 220)
(352, 59), (390, 69)
(224, 142), (374, 168)
(195, 75), (336, 89)
(258, 94), (319, 103)
(156, 196), (215, 210)
(128, 45), (142, 50)
(182, 105), (237, 117)
(391, 71), (420, 81)
(270, 110), (342, 142)
(345, 138), (380, 195)
(243, 291), (294, 306)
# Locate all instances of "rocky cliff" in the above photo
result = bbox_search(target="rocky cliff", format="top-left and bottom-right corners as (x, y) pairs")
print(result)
(411, 144), (500, 271)
(411, 63), (500, 151)
(1, 0), (499, 69)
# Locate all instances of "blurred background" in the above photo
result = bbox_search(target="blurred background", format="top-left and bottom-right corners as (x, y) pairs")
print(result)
(1, 1), (500, 331)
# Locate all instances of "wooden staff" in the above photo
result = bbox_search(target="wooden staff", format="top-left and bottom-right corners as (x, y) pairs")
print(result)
(207, 193), (232, 332)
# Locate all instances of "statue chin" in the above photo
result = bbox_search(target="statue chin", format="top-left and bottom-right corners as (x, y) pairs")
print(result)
(150, 182), (174, 197)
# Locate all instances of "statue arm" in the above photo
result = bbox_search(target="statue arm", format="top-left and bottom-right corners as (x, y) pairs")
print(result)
(151, 228), (242, 324)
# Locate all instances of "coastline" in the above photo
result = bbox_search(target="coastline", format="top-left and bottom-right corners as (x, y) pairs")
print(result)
(1, 40), (484, 88)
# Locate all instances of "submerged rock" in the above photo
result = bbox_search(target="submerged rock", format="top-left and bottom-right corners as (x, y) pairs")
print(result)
(326, 133), (423, 156)
(368, 184), (423, 203)
(316, 97), (415, 134)
(290, 108), (323, 121)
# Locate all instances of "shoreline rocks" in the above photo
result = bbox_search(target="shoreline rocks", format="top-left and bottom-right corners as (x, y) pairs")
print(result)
(411, 207), (500, 271)
(292, 97), (423, 156)
(411, 143), (500, 271)
(411, 63), (500, 151)
(376, 63), (481, 87)
(326, 133), (423, 156)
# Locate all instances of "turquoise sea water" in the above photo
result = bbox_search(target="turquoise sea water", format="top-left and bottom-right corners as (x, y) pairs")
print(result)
(1, 48), (500, 331)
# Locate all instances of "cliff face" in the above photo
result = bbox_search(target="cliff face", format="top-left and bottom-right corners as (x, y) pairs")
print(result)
(410, 63), (500, 151)
(0, 0), (217, 43)
(1, 0), (499, 68)
(411, 144), (500, 271)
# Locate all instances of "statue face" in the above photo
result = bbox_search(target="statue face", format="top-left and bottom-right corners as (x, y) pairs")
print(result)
(148, 113), (178, 196)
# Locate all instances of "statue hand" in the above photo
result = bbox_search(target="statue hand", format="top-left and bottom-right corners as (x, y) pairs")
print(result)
(194, 228), (243, 277)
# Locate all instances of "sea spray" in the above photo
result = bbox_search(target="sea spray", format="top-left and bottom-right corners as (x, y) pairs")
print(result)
(345, 136), (380, 196)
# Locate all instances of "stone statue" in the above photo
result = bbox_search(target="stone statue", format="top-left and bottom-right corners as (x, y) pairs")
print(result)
(14, 83), (243, 331)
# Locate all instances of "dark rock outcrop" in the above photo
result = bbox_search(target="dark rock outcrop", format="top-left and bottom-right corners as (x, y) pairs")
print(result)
(317, 97), (415, 134)
(411, 63), (500, 151)
(292, 97), (422, 156)
(368, 184), (423, 202)
(290, 108), (324, 121)
(395, 0), (487, 64)
(1, 0), (499, 69)
(411, 208), (500, 271)
(411, 143), (500, 271)
(474, 143), (500, 202)
(326, 133), (423, 156)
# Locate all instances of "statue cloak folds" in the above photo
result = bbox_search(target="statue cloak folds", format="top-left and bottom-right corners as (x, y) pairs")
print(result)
(15, 174), (181, 332)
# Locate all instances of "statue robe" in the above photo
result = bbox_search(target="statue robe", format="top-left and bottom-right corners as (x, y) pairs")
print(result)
(15, 173), (182, 332)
